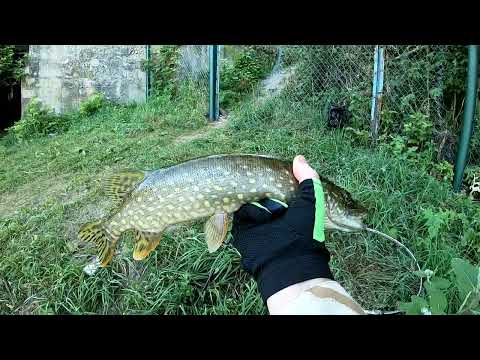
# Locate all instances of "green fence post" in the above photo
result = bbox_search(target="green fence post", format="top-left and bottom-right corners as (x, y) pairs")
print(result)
(208, 45), (220, 121)
(145, 45), (151, 99)
(453, 45), (479, 192)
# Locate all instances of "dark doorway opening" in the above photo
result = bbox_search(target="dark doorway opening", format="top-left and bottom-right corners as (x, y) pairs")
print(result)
(0, 45), (29, 133)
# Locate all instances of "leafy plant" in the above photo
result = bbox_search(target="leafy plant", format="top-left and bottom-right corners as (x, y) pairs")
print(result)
(431, 160), (454, 182)
(344, 127), (370, 146)
(141, 45), (181, 98)
(399, 258), (480, 315)
(403, 112), (433, 149)
(79, 93), (106, 116)
(0, 45), (27, 88)
(348, 91), (371, 130)
(386, 135), (418, 161)
(381, 112), (442, 175)
(8, 99), (73, 140)
(220, 46), (277, 109)
(420, 207), (456, 243)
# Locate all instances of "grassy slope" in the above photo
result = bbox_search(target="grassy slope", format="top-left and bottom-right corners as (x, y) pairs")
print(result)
(1, 91), (478, 314)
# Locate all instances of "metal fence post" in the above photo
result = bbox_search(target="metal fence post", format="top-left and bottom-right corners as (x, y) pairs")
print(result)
(145, 45), (151, 99)
(208, 45), (220, 121)
(370, 45), (385, 141)
(453, 45), (479, 192)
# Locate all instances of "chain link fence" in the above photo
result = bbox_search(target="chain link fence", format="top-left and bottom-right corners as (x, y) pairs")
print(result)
(155, 45), (477, 175)
(150, 45), (210, 110)
(154, 45), (457, 129)
(382, 46), (449, 130)
(268, 45), (375, 122)
(177, 45), (210, 89)
(246, 45), (451, 134)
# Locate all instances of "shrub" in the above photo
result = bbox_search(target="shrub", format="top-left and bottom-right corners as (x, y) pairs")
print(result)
(0, 45), (27, 88)
(220, 46), (277, 109)
(8, 99), (72, 140)
(79, 93), (106, 116)
(141, 46), (181, 98)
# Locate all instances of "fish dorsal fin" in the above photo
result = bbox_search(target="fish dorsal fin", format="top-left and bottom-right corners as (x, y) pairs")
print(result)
(132, 230), (163, 261)
(104, 170), (147, 202)
(204, 212), (230, 253)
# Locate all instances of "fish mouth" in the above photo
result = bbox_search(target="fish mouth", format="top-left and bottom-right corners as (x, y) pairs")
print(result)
(325, 212), (366, 232)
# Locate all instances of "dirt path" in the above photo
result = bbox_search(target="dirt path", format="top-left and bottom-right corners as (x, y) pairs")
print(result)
(174, 115), (228, 145)
(0, 174), (87, 219)
(0, 116), (230, 220)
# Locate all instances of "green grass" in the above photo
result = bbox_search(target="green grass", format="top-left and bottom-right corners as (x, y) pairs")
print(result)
(1, 89), (479, 315)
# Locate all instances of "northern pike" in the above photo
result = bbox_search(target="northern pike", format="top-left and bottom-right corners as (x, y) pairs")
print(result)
(79, 154), (367, 267)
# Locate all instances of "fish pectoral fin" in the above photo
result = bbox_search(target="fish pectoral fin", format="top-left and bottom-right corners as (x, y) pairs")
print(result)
(104, 170), (148, 203)
(204, 212), (230, 253)
(133, 230), (163, 261)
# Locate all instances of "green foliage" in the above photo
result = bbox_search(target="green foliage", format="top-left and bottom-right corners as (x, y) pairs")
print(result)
(344, 127), (370, 147)
(420, 207), (456, 243)
(142, 45), (181, 98)
(399, 295), (431, 315)
(386, 135), (414, 160)
(431, 160), (454, 182)
(382, 113), (456, 183)
(8, 93), (107, 141)
(469, 114), (480, 164)
(399, 258), (479, 315)
(0, 45), (27, 87)
(403, 112), (433, 149)
(144, 82), (207, 131)
(79, 93), (106, 116)
(1, 46), (479, 315)
(348, 91), (371, 130)
(220, 46), (277, 109)
(383, 112), (434, 161)
(442, 46), (468, 113)
(418, 205), (480, 262)
(8, 99), (74, 140)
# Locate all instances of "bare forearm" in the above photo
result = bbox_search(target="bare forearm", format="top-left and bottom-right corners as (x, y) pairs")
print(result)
(266, 278), (365, 315)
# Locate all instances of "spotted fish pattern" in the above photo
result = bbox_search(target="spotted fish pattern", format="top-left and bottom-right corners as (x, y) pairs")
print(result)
(78, 154), (366, 267)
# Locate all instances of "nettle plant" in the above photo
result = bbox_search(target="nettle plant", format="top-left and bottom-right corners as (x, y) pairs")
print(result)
(399, 258), (480, 315)
(399, 206), (480, 315)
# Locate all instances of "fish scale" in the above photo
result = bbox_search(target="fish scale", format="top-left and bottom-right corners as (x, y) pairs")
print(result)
(78, 154), (367, 267)
(124, 155), (295, 225)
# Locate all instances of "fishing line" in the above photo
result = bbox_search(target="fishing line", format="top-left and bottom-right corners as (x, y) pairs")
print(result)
(360, 227), (423, 315)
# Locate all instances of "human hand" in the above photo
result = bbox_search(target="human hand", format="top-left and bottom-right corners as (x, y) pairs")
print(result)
(231, 155), (334, 302)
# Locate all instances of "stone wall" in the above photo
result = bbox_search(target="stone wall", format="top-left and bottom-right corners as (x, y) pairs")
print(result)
(21, 45), (147, 114)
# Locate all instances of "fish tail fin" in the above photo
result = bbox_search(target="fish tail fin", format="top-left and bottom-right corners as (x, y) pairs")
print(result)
(78, 220), (117, 267)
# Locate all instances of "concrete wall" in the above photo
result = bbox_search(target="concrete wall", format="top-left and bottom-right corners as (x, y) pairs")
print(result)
(21, 45), (147, 114)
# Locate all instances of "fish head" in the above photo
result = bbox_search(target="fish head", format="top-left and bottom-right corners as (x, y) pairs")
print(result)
(322, 178), (367, 232)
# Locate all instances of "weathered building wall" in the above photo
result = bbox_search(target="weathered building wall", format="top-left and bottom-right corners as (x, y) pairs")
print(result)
(21, 45), (147, 114)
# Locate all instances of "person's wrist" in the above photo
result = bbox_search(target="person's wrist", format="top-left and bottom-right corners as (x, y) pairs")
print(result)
(255, 248), (333, 303)
(266, 277), (332, 312)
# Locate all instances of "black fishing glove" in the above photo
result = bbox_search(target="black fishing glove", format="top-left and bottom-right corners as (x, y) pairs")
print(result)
(231, 179), (334, 302)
